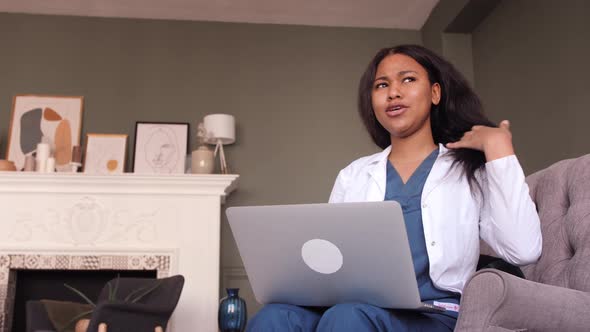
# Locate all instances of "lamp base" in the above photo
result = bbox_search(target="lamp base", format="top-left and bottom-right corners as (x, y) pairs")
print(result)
(214, 140), (231, 174)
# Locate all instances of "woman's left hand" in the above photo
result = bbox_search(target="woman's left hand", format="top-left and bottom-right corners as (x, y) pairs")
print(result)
(446, 120), (515, 161)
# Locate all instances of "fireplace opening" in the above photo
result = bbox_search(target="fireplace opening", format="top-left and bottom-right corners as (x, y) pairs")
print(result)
(12, 269), (157, 332)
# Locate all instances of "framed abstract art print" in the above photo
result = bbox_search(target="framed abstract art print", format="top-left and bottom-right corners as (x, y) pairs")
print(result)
(6, 95), (83, 171)
(83, 134), (128, 175)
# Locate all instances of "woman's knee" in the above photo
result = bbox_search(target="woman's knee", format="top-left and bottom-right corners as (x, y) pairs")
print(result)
(247, 304), (320, 332)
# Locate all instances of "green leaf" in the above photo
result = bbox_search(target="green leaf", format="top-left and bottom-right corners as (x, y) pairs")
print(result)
(64, 283), (96, 307)
(123, 285), (147, 302)
(129, 280), (162, 303)
(107, 282), (113, 302)
(108, 275), (121, 302)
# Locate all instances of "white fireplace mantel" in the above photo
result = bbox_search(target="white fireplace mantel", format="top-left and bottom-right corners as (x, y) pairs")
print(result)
(0, 172), (239, 332)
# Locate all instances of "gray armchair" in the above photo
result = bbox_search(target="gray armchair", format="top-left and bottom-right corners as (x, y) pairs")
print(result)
(456, 155), (590, 331)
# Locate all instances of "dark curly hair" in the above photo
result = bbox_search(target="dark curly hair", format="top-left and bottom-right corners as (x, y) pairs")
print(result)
(358, 44), (496, 190)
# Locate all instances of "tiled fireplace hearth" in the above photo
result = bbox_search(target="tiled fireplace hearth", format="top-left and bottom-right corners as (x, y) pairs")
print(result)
(0, 251), (172, 331)
(0, 172), (238, 332)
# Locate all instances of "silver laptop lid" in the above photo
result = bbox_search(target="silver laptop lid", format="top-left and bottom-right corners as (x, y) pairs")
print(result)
(226, 201), (423, 309)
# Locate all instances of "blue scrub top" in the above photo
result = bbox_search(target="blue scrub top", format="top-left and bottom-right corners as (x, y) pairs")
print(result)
(385, 148), (460, 326)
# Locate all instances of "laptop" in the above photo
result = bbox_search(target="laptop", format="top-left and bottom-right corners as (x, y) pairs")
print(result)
(226, 201), (445, 313)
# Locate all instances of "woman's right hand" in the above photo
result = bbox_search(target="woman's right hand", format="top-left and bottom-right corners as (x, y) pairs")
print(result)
(446, 120), (515, 161)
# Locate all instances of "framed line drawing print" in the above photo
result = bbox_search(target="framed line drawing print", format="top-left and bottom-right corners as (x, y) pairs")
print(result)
(132, 122), (189, 174)
(6, 95), (84, 171)
(83, 134), (128, 175)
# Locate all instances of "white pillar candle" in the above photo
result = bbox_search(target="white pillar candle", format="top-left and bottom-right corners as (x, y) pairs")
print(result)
(36, 143), (50, 160)
(23, 155), (36, 172)
(35, 158), (46, 173)
(46, 157), (56, 172)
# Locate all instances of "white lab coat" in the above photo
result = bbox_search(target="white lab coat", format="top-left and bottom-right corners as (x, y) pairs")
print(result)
(329, 144), (542, 293)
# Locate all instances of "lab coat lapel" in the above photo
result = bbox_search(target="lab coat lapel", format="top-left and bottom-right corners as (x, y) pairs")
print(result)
(366, 147), (391, 201)
(422, 144), (453, 200)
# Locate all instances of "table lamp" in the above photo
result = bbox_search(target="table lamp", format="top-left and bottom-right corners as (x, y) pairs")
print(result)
(203, 114), (235, 174)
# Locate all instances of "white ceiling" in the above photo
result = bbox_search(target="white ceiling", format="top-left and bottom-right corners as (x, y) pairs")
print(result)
(0, 0), (439, 29)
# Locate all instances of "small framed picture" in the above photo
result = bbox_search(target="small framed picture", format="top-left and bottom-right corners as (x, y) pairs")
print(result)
(83, 134), (128, 175)
(132, 122), (189, 174)
(6, 94), (84, 171)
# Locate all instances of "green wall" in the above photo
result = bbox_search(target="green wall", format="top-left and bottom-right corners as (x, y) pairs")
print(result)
(472, 0), (590, 173)
(0, 13), (420, 183)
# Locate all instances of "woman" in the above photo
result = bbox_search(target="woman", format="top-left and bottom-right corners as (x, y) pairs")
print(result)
(247, 45), (542, 331)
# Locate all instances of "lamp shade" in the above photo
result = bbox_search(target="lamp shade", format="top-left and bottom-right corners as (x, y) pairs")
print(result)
(204, 114), (235, 145)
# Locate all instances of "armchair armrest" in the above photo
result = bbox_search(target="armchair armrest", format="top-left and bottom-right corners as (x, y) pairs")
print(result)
(86, 302), (170, 332)
(455, 269), (590, 332)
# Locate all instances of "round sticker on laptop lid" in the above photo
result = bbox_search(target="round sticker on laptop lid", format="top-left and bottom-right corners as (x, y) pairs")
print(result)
(301, 239), (343, 274)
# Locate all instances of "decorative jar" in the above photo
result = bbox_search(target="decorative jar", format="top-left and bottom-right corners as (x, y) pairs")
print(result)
(191, 145), (214, 174)
(218, 288), (247, 332)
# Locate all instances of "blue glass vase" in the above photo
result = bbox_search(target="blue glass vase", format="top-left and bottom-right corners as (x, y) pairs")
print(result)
(218, 288), (247, 332)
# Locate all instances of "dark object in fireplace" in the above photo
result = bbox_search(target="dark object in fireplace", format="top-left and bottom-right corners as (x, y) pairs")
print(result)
(26, 275), (185, 332)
